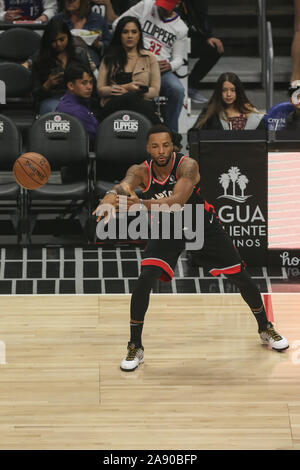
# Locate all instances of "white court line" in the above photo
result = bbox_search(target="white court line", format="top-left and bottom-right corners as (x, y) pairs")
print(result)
(1, 292), (300, 297)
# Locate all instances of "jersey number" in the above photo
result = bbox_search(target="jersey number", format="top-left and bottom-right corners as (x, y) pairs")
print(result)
(149, 41), (162, 56)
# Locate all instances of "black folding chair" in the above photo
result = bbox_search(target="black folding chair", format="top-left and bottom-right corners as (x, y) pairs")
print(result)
(0, 114), (24, 242)
(26, 112), (92, 242)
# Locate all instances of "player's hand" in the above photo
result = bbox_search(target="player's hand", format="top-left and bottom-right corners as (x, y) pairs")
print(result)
(117, 190), (140, 211)
(207, 37), (224, 54)
(92, 195), (117, 223)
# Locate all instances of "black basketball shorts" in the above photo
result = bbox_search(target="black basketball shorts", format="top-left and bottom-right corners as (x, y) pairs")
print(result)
(141, 209), (242, 282)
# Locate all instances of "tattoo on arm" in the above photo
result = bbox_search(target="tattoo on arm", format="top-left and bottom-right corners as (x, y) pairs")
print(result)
(178, 158), (200, 183)
(113, 164), (147, 194)
(113, 184), (129, 196)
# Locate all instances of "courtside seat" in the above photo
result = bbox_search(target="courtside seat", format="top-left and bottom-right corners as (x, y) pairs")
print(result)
(26, 112), (92, 240)
(0, 114), (21, 199)
(94, 110), (152, 198)
(0, 114), (23, 240)
(0, 28), (41, 63)
(0, 62), (36, 133)
(31, 181), (88, 199)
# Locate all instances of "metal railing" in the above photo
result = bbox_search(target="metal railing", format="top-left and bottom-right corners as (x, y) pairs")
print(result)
(258, 0), (267, 90)
(266, 21), (274, 110)
(258, 0), (274, 110)
(0, 80), (5, 104)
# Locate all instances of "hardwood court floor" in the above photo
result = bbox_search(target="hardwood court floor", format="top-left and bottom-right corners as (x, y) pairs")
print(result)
(0, 294), (299, 450)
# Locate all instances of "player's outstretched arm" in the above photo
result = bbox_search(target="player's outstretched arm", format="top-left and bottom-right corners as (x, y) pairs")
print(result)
(92, 164), (146, 222)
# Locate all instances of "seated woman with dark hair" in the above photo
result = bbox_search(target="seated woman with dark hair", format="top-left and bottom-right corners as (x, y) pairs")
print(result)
(97, 16), (161, 125)
(55, 0), (111, 67)
(192, 72), (265, 130)
(31, 17), (94, 115)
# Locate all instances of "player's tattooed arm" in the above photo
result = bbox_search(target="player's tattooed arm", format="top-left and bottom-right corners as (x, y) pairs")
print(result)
(92, 163), (147, 222)
(176, 158), (200, 185)
(116, 164), (148, 195)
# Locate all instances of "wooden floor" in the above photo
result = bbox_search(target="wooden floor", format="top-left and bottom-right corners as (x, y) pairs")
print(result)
(0, 293), (299, 450)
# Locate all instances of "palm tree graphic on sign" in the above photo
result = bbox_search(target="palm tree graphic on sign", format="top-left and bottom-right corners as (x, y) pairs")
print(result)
(218, 166), (252, 202)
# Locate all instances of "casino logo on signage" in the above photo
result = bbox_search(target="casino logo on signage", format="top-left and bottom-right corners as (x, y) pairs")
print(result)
(0, 121), (3, 133)
(45, 115), (71, 133)
(216, 166), (266, 249)
(113, 114), (138, 133)
(218, 166), (252, 203)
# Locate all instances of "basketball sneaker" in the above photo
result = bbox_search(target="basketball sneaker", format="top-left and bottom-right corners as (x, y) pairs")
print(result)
(120, 343), (144, 372)
(259, 323), (289, 351)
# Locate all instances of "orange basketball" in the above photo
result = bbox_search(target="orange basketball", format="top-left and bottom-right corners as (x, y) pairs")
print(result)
(13, 152), (51, 190)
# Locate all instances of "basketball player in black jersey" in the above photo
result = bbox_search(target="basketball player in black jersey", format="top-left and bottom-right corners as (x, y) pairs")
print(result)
(93, 124), (289, 371)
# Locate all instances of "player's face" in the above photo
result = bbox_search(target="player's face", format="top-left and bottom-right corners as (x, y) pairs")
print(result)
(147, 132), (173, 167)
(222, 81), (236, 106)
(121, 22), (140, 50)
(52, 33), (68, 53)
(68, 72), (93, 99)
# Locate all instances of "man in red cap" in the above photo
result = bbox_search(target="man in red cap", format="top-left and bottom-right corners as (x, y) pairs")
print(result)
(113, 0), (188, 134)
(155, 0), (178, 12)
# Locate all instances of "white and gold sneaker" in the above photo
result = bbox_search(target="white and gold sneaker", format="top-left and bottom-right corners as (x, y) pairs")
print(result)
(120, 343), (144, 372)
(259, 324), (289, 351)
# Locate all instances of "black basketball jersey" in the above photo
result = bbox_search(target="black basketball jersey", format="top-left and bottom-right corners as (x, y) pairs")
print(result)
(141, 152), (204, 205)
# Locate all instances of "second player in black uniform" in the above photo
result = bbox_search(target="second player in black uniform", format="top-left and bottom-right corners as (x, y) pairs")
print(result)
(93, 125), (289, 371)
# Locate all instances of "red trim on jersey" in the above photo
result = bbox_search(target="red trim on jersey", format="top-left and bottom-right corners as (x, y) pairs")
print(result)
(204, 200), (217, 213)
(142, 161), (151, 193)
(151, 152), (176, 186)
(175, 155), (188, 179)
(141, 258), (173, 282)
(209, 263), (242, 277)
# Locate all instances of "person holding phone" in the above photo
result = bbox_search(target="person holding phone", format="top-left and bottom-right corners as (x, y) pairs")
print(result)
(97, 16), (162, 124)
(31, 17), (94, 115)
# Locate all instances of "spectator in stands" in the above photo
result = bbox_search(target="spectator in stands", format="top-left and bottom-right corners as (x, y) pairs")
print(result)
(90, 1), (140, 24)
(177, 0), (224, 104)
(97, 16), (161, 125)
(56, 63), (99, 143)
(285, 80), (300, 129)
(113, 0), (188, 134)
(192, 72), (265, 130)
(264, 101), (294, 131)
(0, 0), (57, 22)
(55, 0), (111, 68)
(31, 17), (93, 115)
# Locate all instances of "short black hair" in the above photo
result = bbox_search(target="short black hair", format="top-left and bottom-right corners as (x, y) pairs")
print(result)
(147, 124), (173, 140)
(64, 63), (92, 85)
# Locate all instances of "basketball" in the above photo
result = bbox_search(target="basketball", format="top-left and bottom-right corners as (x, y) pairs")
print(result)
(13, 152), (51, 190)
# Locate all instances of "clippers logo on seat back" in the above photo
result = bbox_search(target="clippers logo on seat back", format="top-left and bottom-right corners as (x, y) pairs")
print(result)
(113, 114), (139, 133)
(45, 115), (71, 133)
